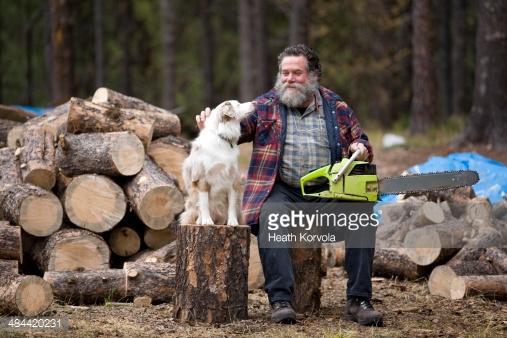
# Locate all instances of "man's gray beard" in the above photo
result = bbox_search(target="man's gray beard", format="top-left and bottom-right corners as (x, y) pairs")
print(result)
(275, 74), (319, 108)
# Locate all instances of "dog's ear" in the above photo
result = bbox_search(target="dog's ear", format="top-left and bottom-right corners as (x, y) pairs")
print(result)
(220, 102), (234, 121)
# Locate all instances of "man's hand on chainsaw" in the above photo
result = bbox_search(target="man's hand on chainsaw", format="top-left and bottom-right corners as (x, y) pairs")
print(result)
(196, 107), (211, 130)
(349, 142), (369, 161)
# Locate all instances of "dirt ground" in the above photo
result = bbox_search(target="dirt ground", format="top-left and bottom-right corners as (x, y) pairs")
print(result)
(2, 144), (506, 338)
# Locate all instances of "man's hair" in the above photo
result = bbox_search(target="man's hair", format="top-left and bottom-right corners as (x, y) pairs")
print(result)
(277, 44), (322, 78)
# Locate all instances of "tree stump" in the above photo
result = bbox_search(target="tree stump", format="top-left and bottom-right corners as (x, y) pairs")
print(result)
(0, 221), (22, 262)
(44, 269), (127, 304)
(0, 183), (62, 237)
(92, 87), (181, 138)
(66, 97), (154, 150)
(124, 262), (176, 303)
(32, 228), (110, 272)
(19, 126), (57, 190)
(147, 135), (190, 190)
(173, 224), (250, 323)
(62, 174), (126, 233)
(124, 157), (184, 229)
(109, 225), (141, 257)
(56, 132), (145, 177)
(291, 248), (322, 314)
(0, 271), (53, 316)
(0, 147), (22, 186)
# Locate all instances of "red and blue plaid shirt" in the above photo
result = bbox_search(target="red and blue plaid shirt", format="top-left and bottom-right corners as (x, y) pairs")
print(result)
(239, 86), (373, 228)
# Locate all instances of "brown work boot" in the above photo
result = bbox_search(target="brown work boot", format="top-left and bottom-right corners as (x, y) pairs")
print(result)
(345, 297), (384, 326)
(271, 301), (296, 324)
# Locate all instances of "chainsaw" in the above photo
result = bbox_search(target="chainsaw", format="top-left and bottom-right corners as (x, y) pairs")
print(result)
(300, 149), (479, 201)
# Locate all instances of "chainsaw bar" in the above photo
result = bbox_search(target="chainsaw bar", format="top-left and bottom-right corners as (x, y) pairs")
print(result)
(378, 170), (479, 196)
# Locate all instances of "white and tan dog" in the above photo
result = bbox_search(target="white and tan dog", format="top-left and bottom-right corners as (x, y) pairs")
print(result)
(180, 100), (255, 225)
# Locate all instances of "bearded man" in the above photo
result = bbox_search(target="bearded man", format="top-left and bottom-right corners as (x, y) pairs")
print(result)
(197, 44), (383, 326)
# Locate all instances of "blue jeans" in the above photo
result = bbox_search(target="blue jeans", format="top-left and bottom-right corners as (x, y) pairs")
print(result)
(257, 181), (375, 304)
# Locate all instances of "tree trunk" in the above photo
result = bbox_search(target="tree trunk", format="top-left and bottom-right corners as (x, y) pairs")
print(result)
(108, 225), (141, 257)
(0, 183), (62, 237)
(118, 0), (133, 95)
(0, 222), (22, 262)
(62, 174), (126, 233)
(451, 0), (467, 115)
(460, 0), (507, 148)
(0, 119), (21, 148)
(436, 0), (452, 117)
(289, 0), (310, 45)
(94, 0), (104, 88)
(56, 132), (145, 177)
(410, 0), (437, 133)
(66, 97), (154, 150)
(160, 0), (176, 110)
(143, 225), (176, 250)
(253, 0), (268, 93)
(19, 126), (57, 190)
(44, 269), (126, 305)
(32, 228), (110, 272)
(373, 247), (429, 280)
(124, 262), (176, 303)
(124, 157), (184, 230)
(200, 0), (214, 106)
(129, 240), (177, 264)
(450, 274), (507, 300)
(49, 0), (74, 104)
(147, 135), (190, 190)
(0, 147), (22, 186)
(291, 247), (322, 314)
(173, 224), (249, 323)
(0, 273), (53, 316)
(239, 0), (255, 102)
(92, 88), (181, 138)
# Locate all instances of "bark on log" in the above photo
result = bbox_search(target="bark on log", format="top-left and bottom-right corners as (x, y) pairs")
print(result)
(56, 131), (145, 176)
(427, 186), (476, 218)
(32, 228), (110, 272)
(0, 272), (53, 316)
(492, 198), (507, 219)
(173, 224), (249, 323)
(124, 262), (176, 303)
(43, 269), (127, 304)
(0, 259), (19, 274)
(403, 220), (470, 266)
(143, 224), (176, 250)
(0, 183), (62, 237)
(109, 225), (141, 257)
(0, 221), (22, 262)
(373, 247), (429, 280)
(129, 240), (177, 264)
(0, 147), (22, 186)
(148, 135), (190, 189)
(62, 174), (126, 233)
(466, 198), (492, 227)
(0, 104), (36, 122)
(0, 119), (21, 147)
(449, 274), (507, 300)
(66, 97), (154, 150)
(291, 248), (322, 314)
(124, 158), (184, 230)
(19, 126), (56, 190)
(92, 87), (181, 138)
(484, 247), (507, 273)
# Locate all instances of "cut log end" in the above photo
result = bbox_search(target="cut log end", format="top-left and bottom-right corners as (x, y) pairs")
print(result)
(24, 169), (56, 191)
(428, 265), (457, 298)
(139, 186), (184, 230)
(449, 277), (467, 300)
(16, 276), (53, 316)
(109, 226), (141, 257)
(64, 175), (126, 233)
(19, 193), (63, 237)
(404, 230), (442, 266)
(111, 133), (145, 176)
(92, 87), (109, 103)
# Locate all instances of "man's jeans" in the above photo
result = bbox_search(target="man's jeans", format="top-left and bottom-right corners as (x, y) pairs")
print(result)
(257, 181), (375, 304)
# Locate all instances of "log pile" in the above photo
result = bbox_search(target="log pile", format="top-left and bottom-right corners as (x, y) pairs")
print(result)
(325, 190), (507, 300)
(0, 88), (188, 310)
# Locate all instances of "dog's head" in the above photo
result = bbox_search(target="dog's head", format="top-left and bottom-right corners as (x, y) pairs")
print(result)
(205, 100), (255, 130)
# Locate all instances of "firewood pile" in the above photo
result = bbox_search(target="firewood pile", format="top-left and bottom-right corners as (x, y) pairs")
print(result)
(325, 188), (507, 300)
(0, 88), (195, 315)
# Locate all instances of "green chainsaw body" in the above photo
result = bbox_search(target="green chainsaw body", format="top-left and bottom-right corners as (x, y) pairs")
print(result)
(300, 158), (379, 201)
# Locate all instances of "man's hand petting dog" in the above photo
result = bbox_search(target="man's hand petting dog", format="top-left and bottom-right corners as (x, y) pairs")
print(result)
(196, 107), (211, 130)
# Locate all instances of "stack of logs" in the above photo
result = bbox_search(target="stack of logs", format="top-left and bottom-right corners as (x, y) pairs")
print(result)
(324, 188), (507, 300)
(0, 88), (194, 313)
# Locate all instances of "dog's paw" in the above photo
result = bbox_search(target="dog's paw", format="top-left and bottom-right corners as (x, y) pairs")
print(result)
(199, 216), (215, 225)
(227, 218), (239, 226)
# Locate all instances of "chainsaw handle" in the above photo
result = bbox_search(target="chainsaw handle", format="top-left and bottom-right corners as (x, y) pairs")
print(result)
(331, 149), (361, 183)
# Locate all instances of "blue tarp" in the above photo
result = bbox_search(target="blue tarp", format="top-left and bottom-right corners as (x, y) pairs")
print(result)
(13, 105), (51, 116)
(379, 152), (506, 204)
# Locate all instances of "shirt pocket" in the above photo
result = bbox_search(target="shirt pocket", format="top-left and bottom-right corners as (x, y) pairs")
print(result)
(255, 119), (279, 146)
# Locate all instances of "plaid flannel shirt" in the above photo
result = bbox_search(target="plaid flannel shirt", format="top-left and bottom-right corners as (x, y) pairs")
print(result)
(239, 86), (373, 229)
